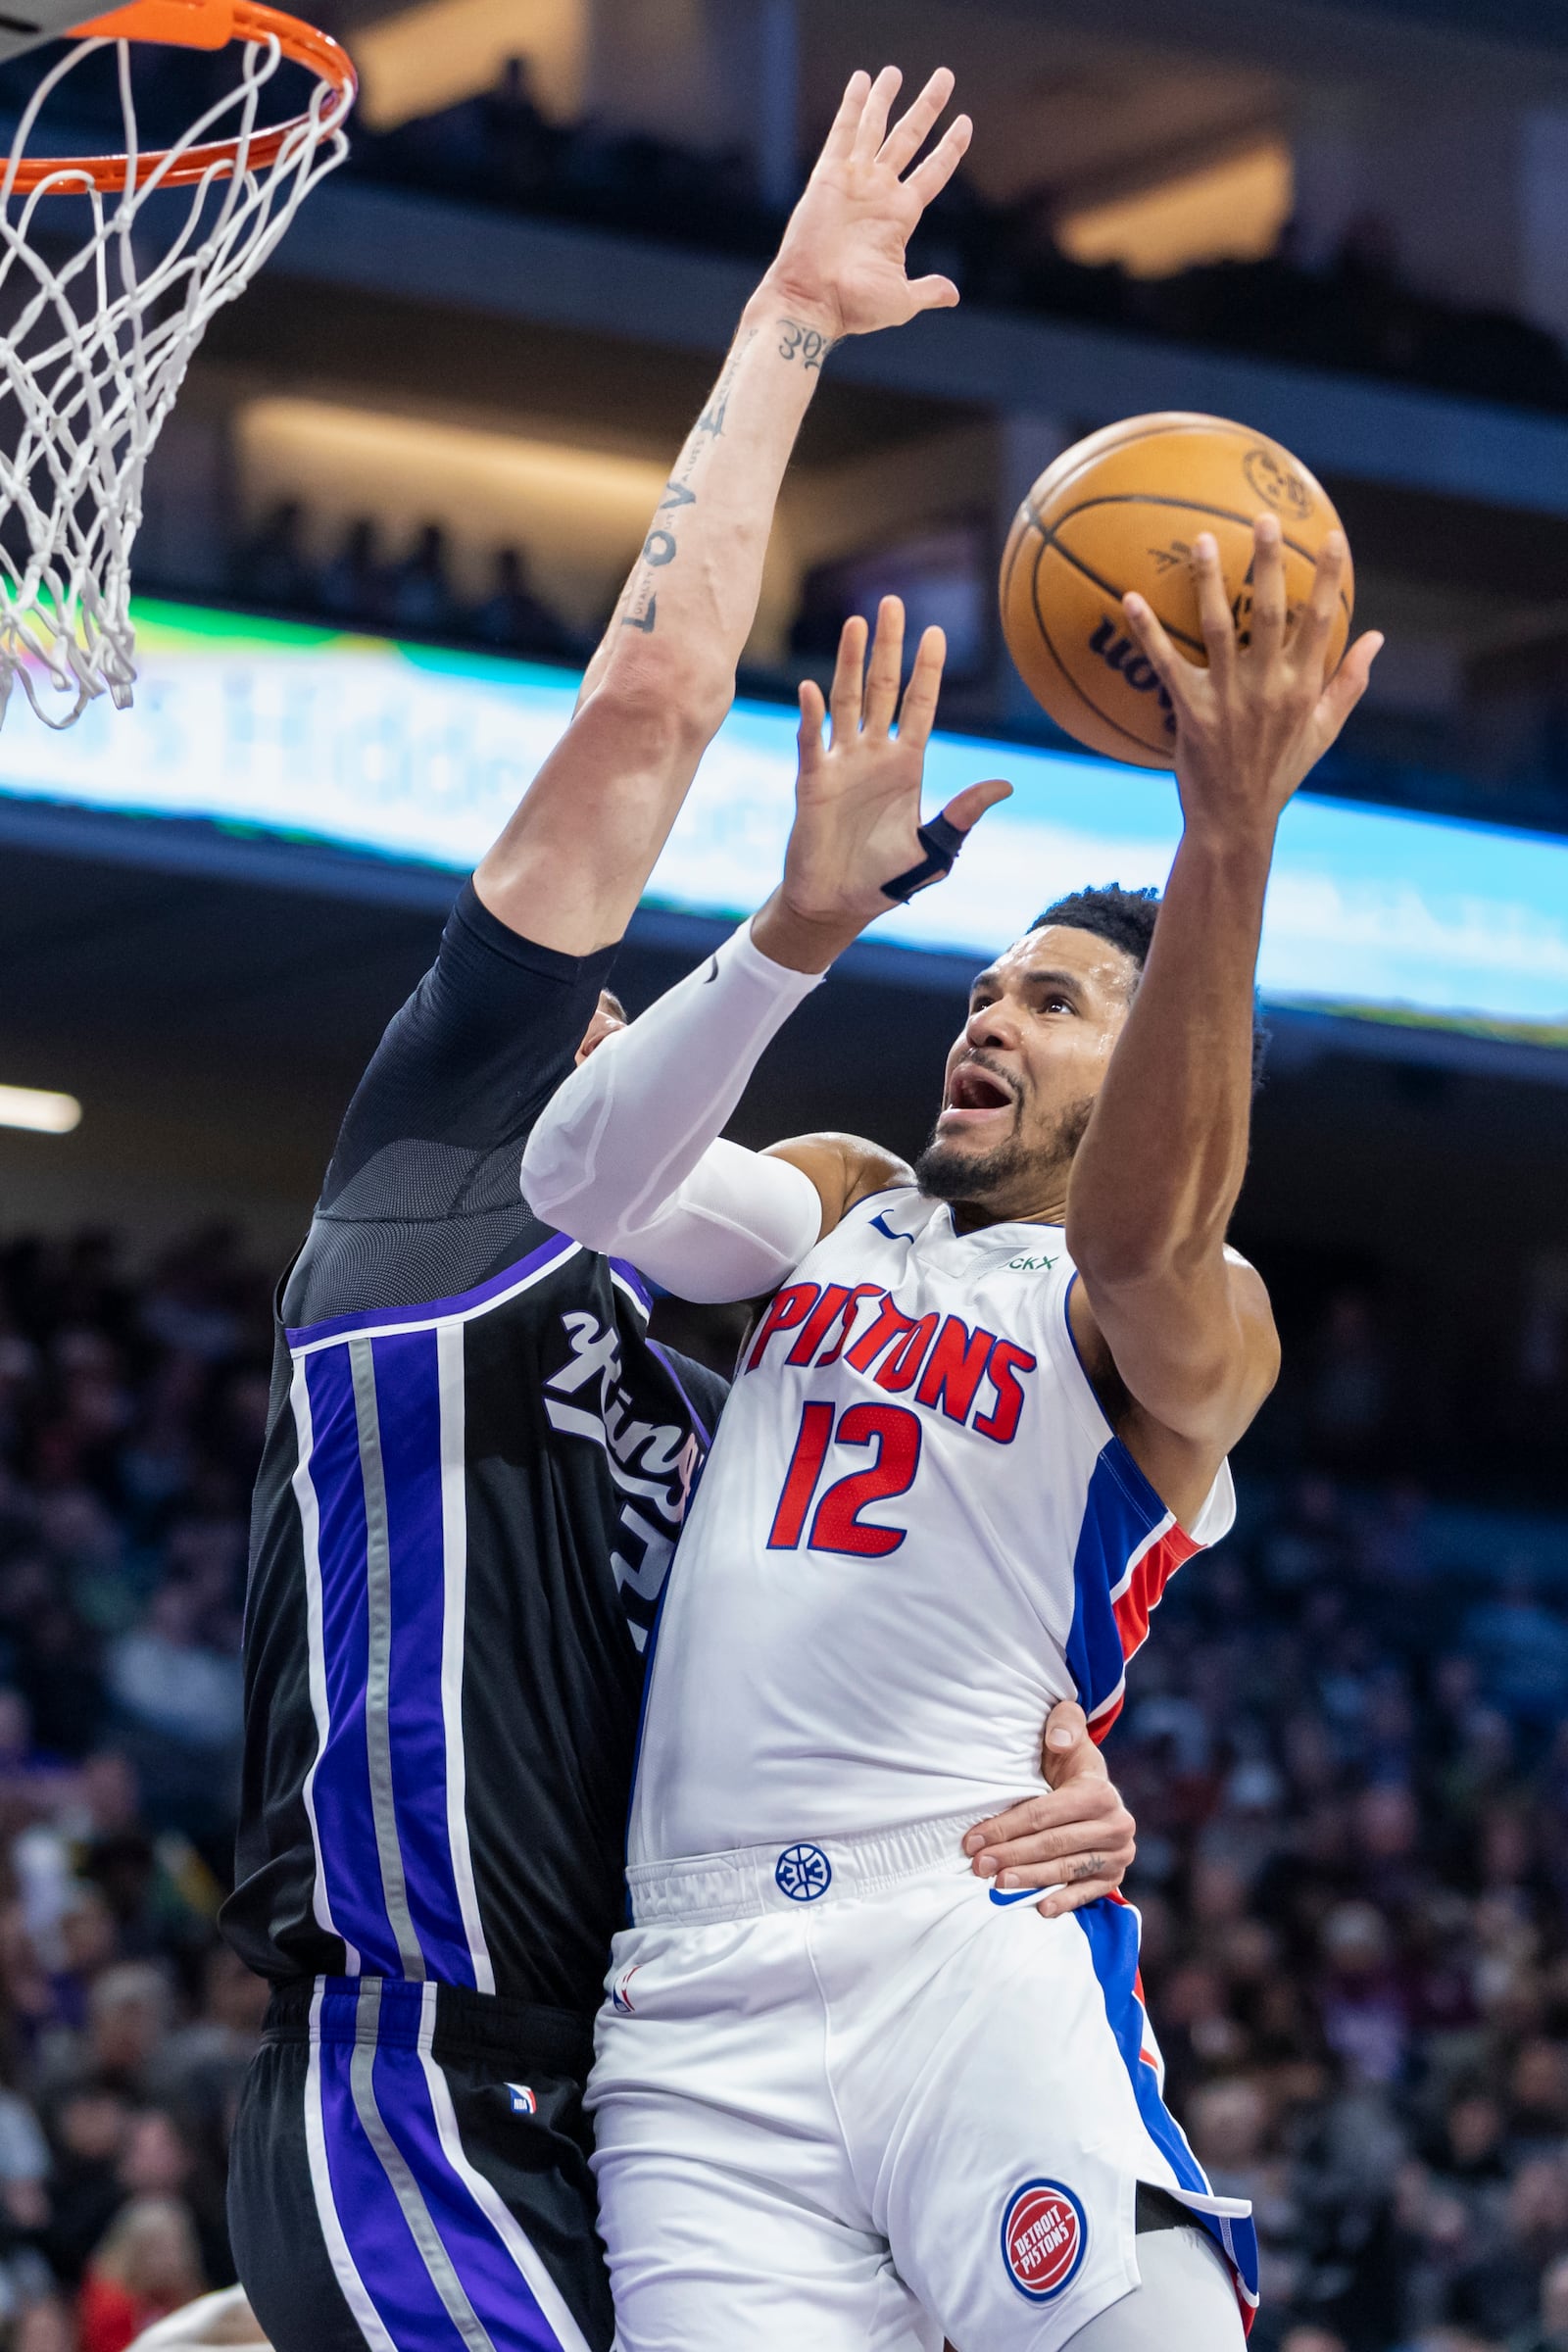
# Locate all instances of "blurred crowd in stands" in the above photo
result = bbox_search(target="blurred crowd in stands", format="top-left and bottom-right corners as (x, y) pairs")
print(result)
(0, 1229), (266, 2352)
(0, 1222), (1565, 2352)
(229, 508), (583, 659)
(345, 57), (1568, 420)
(2, 44), (1566, 424)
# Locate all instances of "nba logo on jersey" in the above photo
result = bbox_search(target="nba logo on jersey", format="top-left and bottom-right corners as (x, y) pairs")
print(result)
(1001, 2180), (1087, 2301)
(506, 2083), (537, 2116)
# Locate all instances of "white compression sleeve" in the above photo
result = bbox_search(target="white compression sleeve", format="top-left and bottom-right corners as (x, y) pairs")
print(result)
(519, 920), (828, 1304)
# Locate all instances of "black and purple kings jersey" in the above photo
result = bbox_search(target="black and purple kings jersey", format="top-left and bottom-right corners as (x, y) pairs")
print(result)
(221, 884), (725, 2352)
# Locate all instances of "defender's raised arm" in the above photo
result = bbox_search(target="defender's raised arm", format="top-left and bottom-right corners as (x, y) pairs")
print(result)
(474, 66), (972, 956)
(519, 602), (1009, 1297)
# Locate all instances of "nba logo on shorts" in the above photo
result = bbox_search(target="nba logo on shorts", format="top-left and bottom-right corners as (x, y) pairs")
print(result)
(1001, 2179), (1087, 2302)
(506, 2083), (537, 2116)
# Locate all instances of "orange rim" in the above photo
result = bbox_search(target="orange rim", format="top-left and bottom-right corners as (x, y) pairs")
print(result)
(4, 0), (356, 194)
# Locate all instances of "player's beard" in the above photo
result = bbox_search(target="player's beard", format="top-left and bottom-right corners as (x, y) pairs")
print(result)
(913, 1095), (1096, 1212)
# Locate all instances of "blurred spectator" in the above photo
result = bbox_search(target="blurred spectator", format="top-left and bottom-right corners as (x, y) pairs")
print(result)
(15, 2301), (77, 2352)
(1517, 2250), (1568, 2352)
(77, 2196), (205, 2352)
(469, 547), (574, 658)
(229, 502), (313, 614)
(318, 518), (385, 627)
(105, 1592), (241, 1760)
(385, 522), (458, 638)
(54, 1964), (173, 2102)
(41, 2084), (132, 2284)
(0, 2069), (50, 2228)
(1445, 2159), (1568, 2340)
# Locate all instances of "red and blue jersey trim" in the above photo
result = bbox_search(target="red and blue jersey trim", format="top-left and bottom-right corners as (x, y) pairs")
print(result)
(1076, 1894), (1261, 2332)
(1065, 1443), (1199, 1743)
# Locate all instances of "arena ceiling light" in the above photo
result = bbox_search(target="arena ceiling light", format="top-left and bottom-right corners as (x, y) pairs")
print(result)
(1057, 137), (1293, 278)
(0, 1085), (82, 1135)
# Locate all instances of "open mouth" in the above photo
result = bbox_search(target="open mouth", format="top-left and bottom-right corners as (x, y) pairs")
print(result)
(942, 1061), (1016, 1124)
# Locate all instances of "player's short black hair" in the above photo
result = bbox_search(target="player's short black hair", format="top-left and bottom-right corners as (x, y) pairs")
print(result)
(1030, 884), (1160, 970)
(1026, 883), (1270, 1093)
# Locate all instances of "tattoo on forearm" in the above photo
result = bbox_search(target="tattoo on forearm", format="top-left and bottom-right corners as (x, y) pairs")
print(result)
(777, 318), (836, 369)
(619, 326), (756, 635)
(694, 325), (753, 442)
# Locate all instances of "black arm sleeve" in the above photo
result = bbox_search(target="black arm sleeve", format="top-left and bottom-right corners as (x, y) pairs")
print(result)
(322, 884), (615, 1201)
(284, 884), (616, 1326)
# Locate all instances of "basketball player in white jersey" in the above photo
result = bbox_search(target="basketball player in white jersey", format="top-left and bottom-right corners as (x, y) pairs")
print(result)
(521, 524), (1381, 2350)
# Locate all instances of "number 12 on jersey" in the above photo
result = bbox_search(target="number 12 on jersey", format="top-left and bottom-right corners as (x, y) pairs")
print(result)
(767, 1401), (922, 1558)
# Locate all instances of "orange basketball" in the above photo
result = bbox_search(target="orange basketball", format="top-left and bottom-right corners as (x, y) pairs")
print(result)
(999, 413), (1353, 769)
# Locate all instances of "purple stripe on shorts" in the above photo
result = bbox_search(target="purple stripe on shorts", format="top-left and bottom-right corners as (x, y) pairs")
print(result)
(368, 1996), (568, 2351)
(315, 1996), (476, 2352)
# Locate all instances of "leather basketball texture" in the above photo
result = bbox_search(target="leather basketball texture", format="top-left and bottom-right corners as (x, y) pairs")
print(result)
(999, 413), (1353, 768)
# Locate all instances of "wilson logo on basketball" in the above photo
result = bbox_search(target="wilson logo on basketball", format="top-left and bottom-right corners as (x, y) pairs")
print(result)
(1001, 2180), (1088, 2302)
(1087, 618), (1177, 734)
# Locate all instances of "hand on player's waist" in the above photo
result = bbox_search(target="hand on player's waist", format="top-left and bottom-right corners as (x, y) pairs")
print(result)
(960, 1701), (1137, 1921)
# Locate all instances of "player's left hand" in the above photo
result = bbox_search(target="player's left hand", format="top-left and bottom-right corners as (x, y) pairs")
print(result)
(1121, 514), (1383, 842)
(752, 597), (1010, 971)
(961, 1701), (1136, 1917)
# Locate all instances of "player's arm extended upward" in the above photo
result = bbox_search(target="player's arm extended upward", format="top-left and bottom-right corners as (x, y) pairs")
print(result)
(519, 603), (1009, 1298)
(1064, 520), (1382, 1460)
(473, 66), (971, 956)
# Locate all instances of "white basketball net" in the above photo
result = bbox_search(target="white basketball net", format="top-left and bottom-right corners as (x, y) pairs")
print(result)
(0, 25), (351, 727)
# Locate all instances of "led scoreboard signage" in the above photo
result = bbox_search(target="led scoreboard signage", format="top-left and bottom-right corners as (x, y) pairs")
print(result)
(2, 600), (1565, 1051)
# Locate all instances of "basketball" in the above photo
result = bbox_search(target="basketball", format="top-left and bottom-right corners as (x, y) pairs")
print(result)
(999, 413), (1353, 768)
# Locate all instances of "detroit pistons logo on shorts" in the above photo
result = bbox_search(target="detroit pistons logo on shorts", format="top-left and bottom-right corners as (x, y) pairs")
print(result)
(774, 1842), (832, 1902)
(1001, 2179), (1088, 2302)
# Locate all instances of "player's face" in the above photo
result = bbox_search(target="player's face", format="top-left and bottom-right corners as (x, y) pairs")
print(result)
(575, 991), (627, 1066)
(914, 925), (1137, 1221)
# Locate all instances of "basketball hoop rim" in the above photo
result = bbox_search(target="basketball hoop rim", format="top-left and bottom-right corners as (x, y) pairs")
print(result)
(4, 0), (356, 194)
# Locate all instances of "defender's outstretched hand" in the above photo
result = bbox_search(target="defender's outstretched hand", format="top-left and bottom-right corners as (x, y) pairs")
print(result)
(768, 68), (973, 341)
(752, 597), (1010, 972)
(1122, 515), (1382, 841)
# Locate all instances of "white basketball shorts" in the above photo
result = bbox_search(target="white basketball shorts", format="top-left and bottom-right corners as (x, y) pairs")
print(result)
(587, 1811), (1258, 2352)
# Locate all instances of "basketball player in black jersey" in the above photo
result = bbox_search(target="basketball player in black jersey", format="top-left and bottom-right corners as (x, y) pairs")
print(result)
(207, 67), (1141, 2352)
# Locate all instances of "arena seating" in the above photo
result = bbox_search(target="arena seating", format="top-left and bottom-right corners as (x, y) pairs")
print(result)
(0, 1227), (1564, 2352)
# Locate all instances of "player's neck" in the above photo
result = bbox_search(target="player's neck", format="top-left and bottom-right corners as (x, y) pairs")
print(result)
(947, 1186), (1070, 1235)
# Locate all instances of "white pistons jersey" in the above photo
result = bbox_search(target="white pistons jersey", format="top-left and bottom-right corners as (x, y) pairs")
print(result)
(629, 1186), (1234, 1869)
